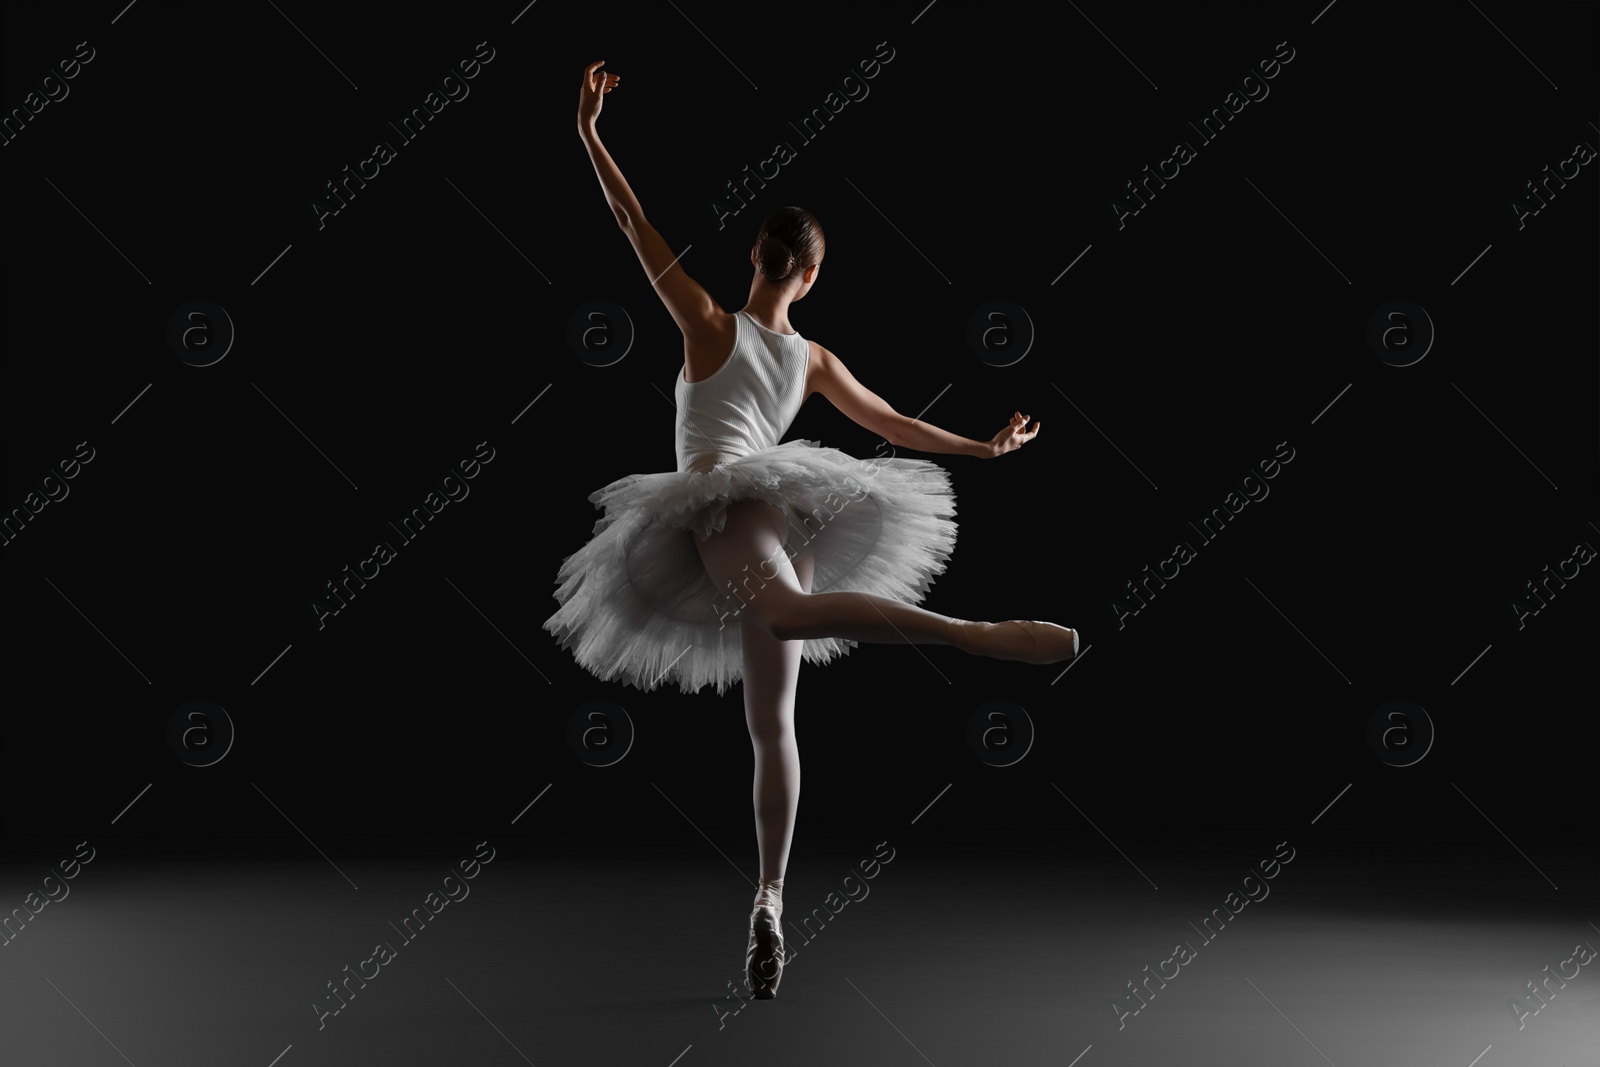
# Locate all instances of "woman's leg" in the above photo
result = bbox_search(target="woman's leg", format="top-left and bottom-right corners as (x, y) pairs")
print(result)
(696, 500), (965, 647)
(739, 551), (813, 913)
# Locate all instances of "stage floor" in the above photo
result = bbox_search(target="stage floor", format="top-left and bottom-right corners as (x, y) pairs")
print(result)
(4, 830), (1595, 1066)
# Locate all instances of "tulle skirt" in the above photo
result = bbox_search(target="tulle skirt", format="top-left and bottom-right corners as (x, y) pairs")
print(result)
(542, 439), (958, 695)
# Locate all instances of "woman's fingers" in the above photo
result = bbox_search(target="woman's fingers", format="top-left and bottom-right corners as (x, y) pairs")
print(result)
(998, 410), (1044, 452)
(582, 61), (620, 94)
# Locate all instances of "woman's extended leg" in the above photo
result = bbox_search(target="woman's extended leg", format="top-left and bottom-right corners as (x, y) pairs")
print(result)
(695, 500), (1076, 659)
(698, 500), (962, 645)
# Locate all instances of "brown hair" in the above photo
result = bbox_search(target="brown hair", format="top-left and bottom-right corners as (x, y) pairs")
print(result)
(755, 206), (825, 286)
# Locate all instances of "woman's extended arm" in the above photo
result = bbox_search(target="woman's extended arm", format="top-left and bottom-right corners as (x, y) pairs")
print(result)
(808, 342), (1040, 459)
(576, 61), (724, 350)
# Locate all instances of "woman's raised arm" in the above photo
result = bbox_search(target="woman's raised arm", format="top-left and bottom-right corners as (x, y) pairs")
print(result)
(576, 60), (725, 353)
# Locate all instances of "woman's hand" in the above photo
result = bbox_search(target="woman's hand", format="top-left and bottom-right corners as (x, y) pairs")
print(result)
(577, 60), (620, 131)
(988, 411), (1039, 457)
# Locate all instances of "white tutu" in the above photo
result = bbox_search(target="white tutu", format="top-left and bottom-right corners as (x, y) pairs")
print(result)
(543, 439), (957, 695)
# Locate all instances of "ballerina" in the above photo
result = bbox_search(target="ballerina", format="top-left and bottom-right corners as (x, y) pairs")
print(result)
(547, 60), (1079, 999)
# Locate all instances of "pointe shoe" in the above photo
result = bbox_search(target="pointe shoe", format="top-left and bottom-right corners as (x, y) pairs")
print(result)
(746, 904), (785, 998)
(962, 620), (1079, 664)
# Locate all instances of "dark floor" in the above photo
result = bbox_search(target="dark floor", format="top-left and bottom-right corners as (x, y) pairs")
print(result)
(5, 831), (1596, 1066)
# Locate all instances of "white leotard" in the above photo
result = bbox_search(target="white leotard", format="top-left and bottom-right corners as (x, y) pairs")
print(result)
(674, 310), (810, 474)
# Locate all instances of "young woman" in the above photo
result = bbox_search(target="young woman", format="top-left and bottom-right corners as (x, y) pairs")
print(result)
(546, 60), (1079, 998)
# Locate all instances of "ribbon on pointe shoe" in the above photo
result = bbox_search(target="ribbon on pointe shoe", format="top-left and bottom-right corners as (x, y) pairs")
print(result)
(753, 877), (784, 915)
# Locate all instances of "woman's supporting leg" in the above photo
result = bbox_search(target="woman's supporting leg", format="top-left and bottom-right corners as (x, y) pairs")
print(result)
(739, 551), (813, 915)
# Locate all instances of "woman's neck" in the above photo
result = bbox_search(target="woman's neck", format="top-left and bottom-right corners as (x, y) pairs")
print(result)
(741, 280), (793, 334)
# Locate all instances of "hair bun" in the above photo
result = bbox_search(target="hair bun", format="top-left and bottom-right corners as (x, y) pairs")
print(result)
(759, 233), (794, 279)
(754, 207), (824, 287)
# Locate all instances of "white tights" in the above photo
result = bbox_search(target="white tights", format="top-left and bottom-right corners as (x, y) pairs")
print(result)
(693, 500), (966, 901)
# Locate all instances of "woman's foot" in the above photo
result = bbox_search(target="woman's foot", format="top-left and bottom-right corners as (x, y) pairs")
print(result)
(951, 620), (1079, 664)
(746, 878), (785, 998)
(746, 904), (784, 998)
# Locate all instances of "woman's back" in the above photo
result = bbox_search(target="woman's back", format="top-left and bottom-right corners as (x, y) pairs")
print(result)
(674, 310), (810, 474)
